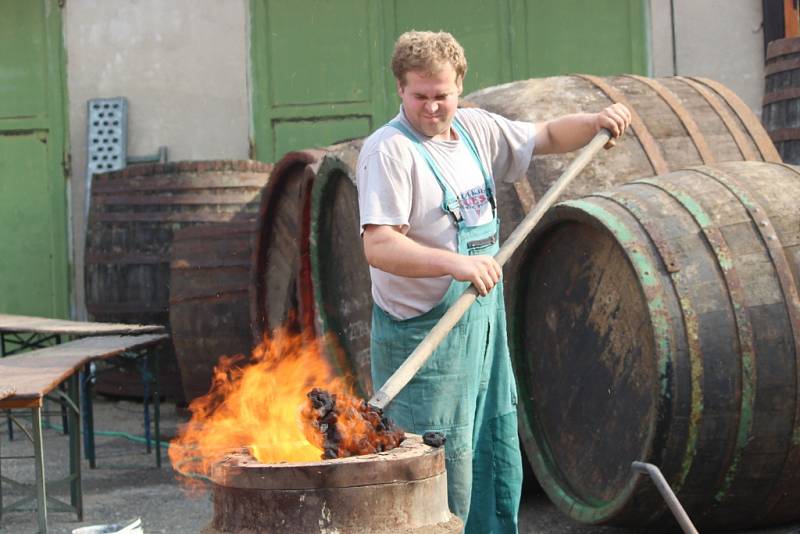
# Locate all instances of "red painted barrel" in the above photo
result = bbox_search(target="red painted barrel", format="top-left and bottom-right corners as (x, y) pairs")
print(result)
(250, 150), (326, 344)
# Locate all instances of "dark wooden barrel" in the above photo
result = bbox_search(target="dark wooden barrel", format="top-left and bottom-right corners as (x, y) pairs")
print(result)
(305, 140), (371, 395)
(250, 149), (326, 344)
(510, 161), (800, 529)
(85, 160), (272, 398)
(169, 222), (255, 403)
(466, 75), (780, 238)
(763, 37), (800, 164)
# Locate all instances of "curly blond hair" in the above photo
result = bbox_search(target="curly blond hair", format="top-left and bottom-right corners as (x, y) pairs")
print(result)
(391, 31), (467, 85)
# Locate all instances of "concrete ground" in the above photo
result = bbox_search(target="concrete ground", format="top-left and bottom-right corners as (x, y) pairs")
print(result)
(0, 398), (798, 534)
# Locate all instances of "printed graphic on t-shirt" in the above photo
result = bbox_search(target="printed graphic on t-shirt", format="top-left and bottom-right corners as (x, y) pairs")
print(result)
(458, 185), (492, 227)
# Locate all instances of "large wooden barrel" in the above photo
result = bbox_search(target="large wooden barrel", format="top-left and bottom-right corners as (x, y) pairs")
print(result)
(305, 140), (371, 395)
(510, 161), (800, 529)
(763, 37), (800, 164)
(466, 75), (780, 234)
(169, 222), (255, 403)
(85, 160), (272, 398)
(250, 149), (325, 343)
(302, 77), (779, 399)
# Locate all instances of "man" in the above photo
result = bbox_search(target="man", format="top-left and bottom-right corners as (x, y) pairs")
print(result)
(356, 31), (630, 533)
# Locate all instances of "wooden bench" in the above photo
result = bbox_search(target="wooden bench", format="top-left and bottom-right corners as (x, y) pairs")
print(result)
(0, 333), (168, 534)
(0, 314), (166, 467)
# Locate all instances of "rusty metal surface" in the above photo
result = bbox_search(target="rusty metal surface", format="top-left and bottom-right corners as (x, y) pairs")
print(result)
(763, 87), (800, 106)
(767, 37), (800, 59)
(211, 435), (443, 490)
(624, 75), (714, 165)
(765, 56), (800, 76)
(209, 434), (457, 533)
(576, 74), (670, 175)
(767, 127), (800, 142)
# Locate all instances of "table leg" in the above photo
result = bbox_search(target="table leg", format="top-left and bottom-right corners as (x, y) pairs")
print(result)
(68, 374), (83, 520)
(81, 364), (96, 468)
(152, 348), (161, 468)
(141, 356), (152, 455)
(31, 406), (48, 534)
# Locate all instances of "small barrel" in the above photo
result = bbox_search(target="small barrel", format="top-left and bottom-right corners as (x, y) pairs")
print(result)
(511, 161), (800, 529)
(169, 222), (255, 403)
(250, 150), (326, 344)
(85, 160), (272, 398)
(763, 37), (800, 164)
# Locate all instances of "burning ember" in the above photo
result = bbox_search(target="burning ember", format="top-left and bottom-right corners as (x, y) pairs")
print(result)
(302, 388), (404, 459)
(168, 327), (404, 483)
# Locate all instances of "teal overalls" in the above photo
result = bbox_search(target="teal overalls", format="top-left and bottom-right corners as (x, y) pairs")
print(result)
(371, 118), (523, 533)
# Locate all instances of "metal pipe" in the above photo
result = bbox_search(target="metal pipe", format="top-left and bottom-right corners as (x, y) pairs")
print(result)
(631, 461), (698, 534)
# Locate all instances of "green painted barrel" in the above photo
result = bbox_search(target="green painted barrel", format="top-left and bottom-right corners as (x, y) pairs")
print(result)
(511, 161), (800, 528)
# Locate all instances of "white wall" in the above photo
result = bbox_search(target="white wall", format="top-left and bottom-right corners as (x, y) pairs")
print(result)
(650, 0), (764, 117)
(649, 0), (765, 117)
(64, 0), (251, 318)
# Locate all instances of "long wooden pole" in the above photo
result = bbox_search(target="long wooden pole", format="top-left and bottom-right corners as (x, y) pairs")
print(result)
(368, 129), (612, 411)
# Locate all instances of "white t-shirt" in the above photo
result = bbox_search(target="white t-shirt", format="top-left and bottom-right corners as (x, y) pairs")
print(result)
(357, 107), (536, 319)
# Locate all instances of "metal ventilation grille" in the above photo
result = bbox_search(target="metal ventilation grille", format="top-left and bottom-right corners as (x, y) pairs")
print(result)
(86, 97), (127, 176)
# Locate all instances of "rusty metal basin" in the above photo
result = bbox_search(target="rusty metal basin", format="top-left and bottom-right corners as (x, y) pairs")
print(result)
(206, 434), (462, 533)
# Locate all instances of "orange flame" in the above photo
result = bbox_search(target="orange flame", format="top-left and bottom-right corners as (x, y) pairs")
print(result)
(168, 326), (404, 486)
(168, 327), (354, 481)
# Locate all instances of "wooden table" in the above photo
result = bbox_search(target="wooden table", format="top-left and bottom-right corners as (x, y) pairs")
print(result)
(0, 333), (168, 534)
(0, 314), (164, 356)
(0, 314), (167, 469)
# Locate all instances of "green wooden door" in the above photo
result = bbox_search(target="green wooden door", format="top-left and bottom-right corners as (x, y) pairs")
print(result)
(0, 0), (69, 317)
(251, 0), (648, 162)
(250, 0), (388, 162)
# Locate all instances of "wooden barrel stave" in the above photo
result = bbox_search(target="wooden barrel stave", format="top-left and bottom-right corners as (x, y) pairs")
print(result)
(169, 222), (255, 403)
(512, 161), (800, 528)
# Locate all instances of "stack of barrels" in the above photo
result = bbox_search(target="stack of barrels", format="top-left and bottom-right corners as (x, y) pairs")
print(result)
(764, 37), (800, 163)
(85, 75), (800, 530)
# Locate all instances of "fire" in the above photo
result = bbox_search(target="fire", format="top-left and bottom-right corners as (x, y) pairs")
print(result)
(168, 327), (403, 483)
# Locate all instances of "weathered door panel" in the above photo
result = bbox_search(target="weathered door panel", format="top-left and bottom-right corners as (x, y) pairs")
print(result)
(521, 0), (648, 76)
(250, 0), (648, 161)
(251, 0), (384, 161)
(0, 0), (69, 317)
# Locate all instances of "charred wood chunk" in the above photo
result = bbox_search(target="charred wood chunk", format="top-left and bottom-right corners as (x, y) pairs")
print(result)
(423, 431), (446, 448)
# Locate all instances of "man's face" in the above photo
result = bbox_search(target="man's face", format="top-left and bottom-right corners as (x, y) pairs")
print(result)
(397, 64), (463, 140)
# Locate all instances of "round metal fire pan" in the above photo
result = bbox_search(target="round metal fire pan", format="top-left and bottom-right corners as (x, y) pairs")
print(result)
(210, 434), (443, 490)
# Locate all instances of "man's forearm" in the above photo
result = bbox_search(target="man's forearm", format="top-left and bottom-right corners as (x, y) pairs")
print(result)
(535, 113), (598, 155)
(363, 227), (460, 278)
(362, 225), (502, 295)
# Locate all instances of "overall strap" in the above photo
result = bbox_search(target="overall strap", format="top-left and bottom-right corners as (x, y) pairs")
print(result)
(389, 119), (463, 223)
(451, 117), (496, 215)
